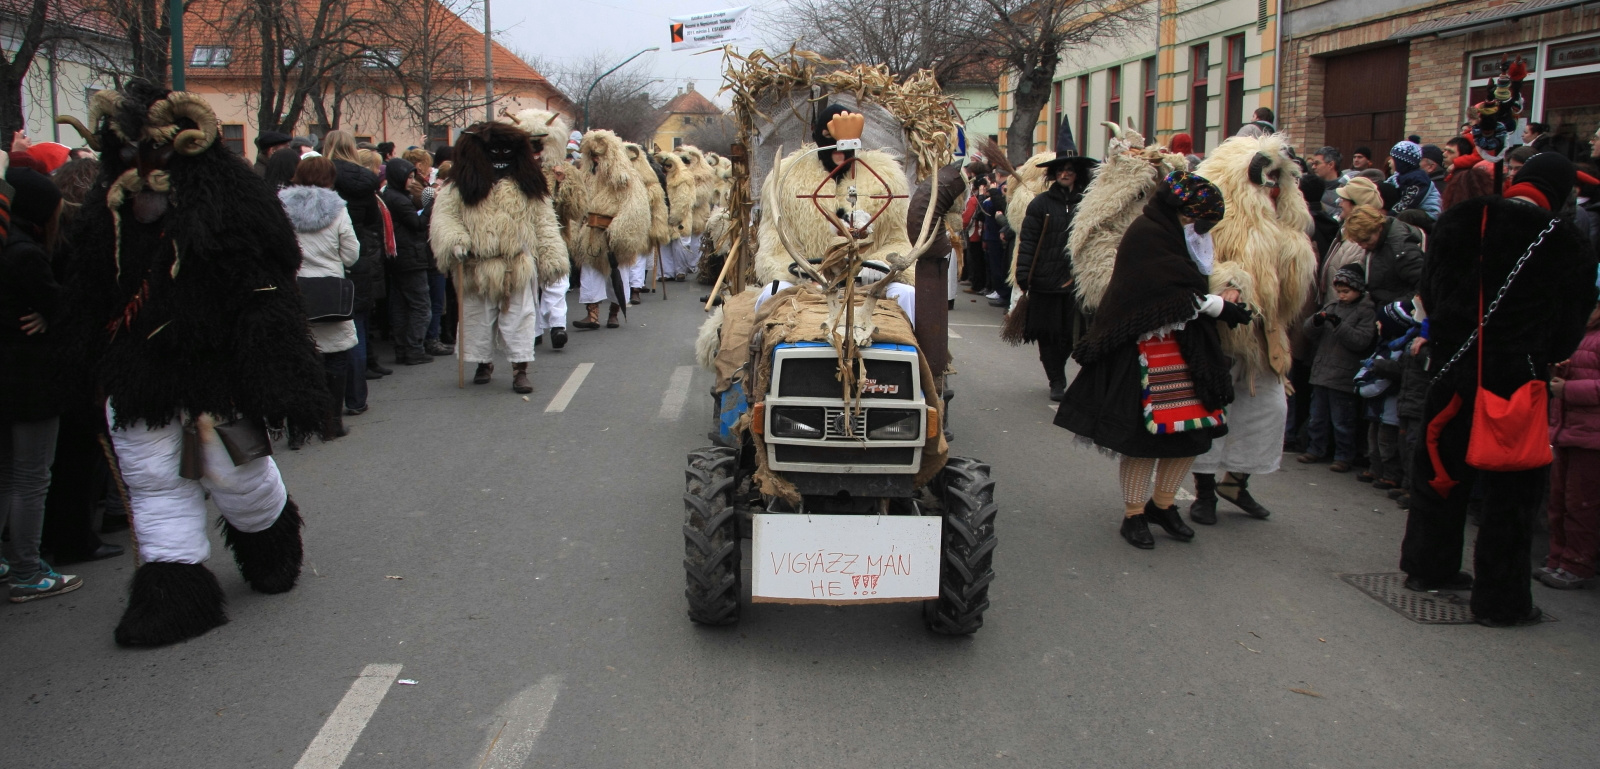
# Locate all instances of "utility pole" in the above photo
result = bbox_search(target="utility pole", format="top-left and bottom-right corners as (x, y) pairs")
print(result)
(170, 0), (185, 90)
(483, 0), (494, 122)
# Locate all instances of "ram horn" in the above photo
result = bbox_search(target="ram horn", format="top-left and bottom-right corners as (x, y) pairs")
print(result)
(55, 116), (99, 150)
(1248, 151), (1276, 187)
(56, 89), (120, 150)
(156, 92), (219, 156)
(1101, 121), (1125, 141)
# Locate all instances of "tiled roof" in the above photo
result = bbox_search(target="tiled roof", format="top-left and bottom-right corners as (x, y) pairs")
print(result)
(1389, 0), (1591, 41)
(658, 87), (722, 116)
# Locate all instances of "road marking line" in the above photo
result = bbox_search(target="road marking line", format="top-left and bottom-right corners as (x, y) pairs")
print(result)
(947, 328), (962, 339)
(657, 365), (695, 420)
(293, 663), (403, 769)
(544, 363), (594, 413)
(949, 323), (1002, 328)
(478, 675), (564, 769)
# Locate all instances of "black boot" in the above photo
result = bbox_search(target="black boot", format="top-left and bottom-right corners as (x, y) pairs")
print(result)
(1189, 473), (1218, 525)
(1145, 500), (1195, 541)
(1120, 513), (1155, 549)
(220, 499), (304, 594)
(114, 562), (228, 647)
(1048, 381), (1065, 402)
(1217, 473), (1272, 519)
(550, 327), (568, 350)
(473, 362), (493, 385)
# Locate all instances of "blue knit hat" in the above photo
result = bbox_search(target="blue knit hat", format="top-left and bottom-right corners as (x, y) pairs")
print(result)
(1390, 141), (1422, 174)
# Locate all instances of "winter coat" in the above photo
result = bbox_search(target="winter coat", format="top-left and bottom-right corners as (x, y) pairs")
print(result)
(979, 187), (1009, 243)
(1421, 197), (1598, 402)
(1304, 295), (1376, 392)
(1318, 238), (1366, 305)
(1014, 184), (1079, 293)
(1441, 159), (1494, 212)
(382, 160), (431, 273)
(280, 185), (360, 354)
(905, 163), (968, 265)
(333, 158), (385, 310)
(1551, 327), (1600, 450)
(1364, 217), (1424, 305)
(1577, 196), (1600, 256)
(0, 229), (63, 422)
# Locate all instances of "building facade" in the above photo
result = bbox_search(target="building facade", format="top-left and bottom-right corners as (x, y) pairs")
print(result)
(650, 81), (724, 152)
(2, 10), (131, 146)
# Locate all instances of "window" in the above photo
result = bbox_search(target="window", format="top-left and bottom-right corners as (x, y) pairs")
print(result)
(190, 46), (231, 68)
(221, 124), (244, 156)
(1106, 66), (1122, 141)
(308, 124), (330, 141)
(673, 136), (683, 149)
(1190, 44), (1210, 152)
(1143, 56), (1157, 138)
(1052, 80), (1063, 145)
(1224, 35), (1246, 137)
(364, 48), (401, 68)
(682, 115), (692, 126)
(1077, 75), (1090, 154)
(1467, 36), (1600, 163)
(426, 124), (451, 150)
(282, 49), (296, 67)
(355, 135), (373, 146)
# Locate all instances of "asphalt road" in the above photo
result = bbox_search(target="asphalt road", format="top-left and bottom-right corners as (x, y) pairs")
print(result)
(5, 283), (1598, 768)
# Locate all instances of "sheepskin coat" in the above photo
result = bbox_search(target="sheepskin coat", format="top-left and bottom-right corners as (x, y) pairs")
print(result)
(571, 129), (650, 272)
(706, 153), (732, 208)
(431, 177), (570, 302)
(509, 108), (585, 248)
(628, 143), (672, 248)
(681, 145), (715, 236)
(1004, 152), (1053, 285)
(1195, 133), (1317, 383)
(1070, 131), (1187, 312)
(754, 146), (914, 286)
(660, 152), (696, 239)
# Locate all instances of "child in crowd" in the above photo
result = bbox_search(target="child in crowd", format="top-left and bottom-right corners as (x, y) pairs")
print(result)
(1357, 301), (1418, 491)
(1299, 264), (1377, 473)
(1543, 305), (1600, 589)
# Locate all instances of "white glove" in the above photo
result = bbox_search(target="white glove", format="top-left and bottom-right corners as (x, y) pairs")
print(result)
(1197, 294), (1225, 318)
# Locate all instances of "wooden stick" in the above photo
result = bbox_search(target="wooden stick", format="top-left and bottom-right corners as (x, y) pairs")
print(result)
(704, 233), (743, 311)
(656, 245), (668, 300)
(455, 263), (465, 389)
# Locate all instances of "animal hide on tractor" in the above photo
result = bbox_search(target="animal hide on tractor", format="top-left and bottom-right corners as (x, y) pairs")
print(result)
(1004, 151), (1054, 286)
(681, 145), (715, 236)
(1071, 124), (1187, 313)
(572, 129), (650, 272)
(754, 145), (914, 286)
(431, 122), (569, 298)
(659, 152), (696, 238)
(1195, 133), (1316, 384)
(627, 143), (672, 248)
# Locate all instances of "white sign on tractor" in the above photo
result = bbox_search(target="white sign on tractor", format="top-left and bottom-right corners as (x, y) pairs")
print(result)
(751, 514), (940, 604)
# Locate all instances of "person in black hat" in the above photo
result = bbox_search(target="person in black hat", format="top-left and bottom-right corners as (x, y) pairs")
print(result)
(253, 130), (292, 177)
(1401, 151), (1599, 627)
(1014, 153), (1097, 400)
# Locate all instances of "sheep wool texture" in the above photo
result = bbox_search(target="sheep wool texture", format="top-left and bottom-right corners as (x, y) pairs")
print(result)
(569, 129), (649, 272)
(707, 152), (733, 208)
(1194, 133), (1316, 383)
(660, 152), (697, 238)
(754, 146), (914, 286)
(1070, 128), (1187, 312)
(681, 145), (715, 235)
(627, 143), (672, 248)
(1004, 152), (1055, 286)
(431, 179), (570, 297)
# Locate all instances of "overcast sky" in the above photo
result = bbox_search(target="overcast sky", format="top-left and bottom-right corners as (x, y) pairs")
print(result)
(495, 0), (785, 107)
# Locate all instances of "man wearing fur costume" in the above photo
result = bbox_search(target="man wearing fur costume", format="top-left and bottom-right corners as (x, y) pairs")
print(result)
(508, 109), (578, 348)
(431, 121), (568, 393)
(57, 82), (325, 646)
(570, 129), (650, 330)
(626, 142), (671, 302)
(659, 151), (698, 280)
(1185, 134), (1317, 524)
(1070, 123), (1189, 316)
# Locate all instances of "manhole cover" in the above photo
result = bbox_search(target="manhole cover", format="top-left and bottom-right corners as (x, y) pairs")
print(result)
(1338, 572), (1556, 625)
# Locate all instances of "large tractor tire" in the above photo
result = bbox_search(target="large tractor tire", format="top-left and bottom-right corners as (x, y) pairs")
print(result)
(926, 456), (998, 635)
(683, 447), (741, 625)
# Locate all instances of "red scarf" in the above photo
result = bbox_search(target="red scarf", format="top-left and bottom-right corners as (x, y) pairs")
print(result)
(1502, 183), (1550, 210)
(1451, 152), (1482, 172)
(376, 193), (397, 257)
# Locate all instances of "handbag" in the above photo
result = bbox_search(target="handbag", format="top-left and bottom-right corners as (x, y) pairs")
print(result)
(296, 276), (354, 322)
(1432, 210), (1557, 472)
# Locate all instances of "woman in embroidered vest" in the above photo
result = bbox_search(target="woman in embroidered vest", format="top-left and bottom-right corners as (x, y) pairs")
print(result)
(1056, 171), (1250, 549)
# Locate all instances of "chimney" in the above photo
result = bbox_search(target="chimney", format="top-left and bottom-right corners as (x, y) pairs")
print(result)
(686, 79), (695, 92)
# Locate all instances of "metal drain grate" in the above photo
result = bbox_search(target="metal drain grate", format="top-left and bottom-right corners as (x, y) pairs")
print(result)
(1339, 572), (1557, 625)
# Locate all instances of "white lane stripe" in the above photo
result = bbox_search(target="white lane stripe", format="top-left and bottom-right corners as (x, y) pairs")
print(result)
(293, 663), (403, 769)
(947, 328), (962, 339)
(544, 363), (594, 413)
(478, 676), (564, 769)
(657, 366), (695, 420)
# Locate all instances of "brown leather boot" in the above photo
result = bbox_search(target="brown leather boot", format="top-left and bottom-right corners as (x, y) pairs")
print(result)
(511, 362), (533, 394)
(606, 302), (621, 328)
(573, 303), (601, 329)
(473, 362), (493, 385)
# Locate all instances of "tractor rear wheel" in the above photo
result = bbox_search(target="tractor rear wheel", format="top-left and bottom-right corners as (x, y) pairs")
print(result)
(683, 447), (741, 625)
(925, 456), (997, 635)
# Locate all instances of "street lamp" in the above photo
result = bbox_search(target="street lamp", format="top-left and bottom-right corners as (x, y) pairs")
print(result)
(582, 47), (659, 132)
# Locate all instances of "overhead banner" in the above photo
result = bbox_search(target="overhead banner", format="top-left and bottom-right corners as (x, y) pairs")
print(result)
(669, 6), (751, 51)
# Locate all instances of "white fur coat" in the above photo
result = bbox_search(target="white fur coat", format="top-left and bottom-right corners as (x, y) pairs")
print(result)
(431, 178), (569, 303)
(754, 146), (914, 286)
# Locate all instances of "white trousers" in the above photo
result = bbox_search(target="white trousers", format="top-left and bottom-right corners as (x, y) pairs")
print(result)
(108, 402), (287, 565)
(578, 263), (624, 305)
(535, 277), (568, 334)
(628, 253), (649, 290)
(662, 236), (697, 276)
(1192, 366), (1287, 476)
(461, 281), (538, 364)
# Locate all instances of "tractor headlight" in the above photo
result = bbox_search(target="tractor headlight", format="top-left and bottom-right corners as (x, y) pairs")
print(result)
(867, 409), (920, 440)
(770, 407), (825, 439)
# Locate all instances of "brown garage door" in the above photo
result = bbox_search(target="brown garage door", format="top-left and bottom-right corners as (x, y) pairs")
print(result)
(1323, 45), (1409, 169)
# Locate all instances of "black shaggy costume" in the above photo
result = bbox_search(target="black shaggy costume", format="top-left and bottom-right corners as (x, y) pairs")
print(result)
(60, 81), (322, 647)
(1400, 191), (1598, 625)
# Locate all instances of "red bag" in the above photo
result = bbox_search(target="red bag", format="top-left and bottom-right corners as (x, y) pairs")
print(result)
(1463, 210), (1553, 472)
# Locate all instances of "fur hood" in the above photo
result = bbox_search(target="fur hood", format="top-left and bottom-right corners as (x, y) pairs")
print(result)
(572, 129), (650, 270)
(659, 152), (696, 237)
(681, 145), (715, 235)
(508, 108), (570, 165)
(627, 142), (672, 247)
(1071, 143), (1187, 312)
(754, 145), (914, 286)
(278, 186), (348, 233)
(1196, 132), (1317, 381)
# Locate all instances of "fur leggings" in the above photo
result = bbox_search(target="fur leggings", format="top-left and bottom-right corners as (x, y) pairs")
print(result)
(1119, 455), (1197, 516)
